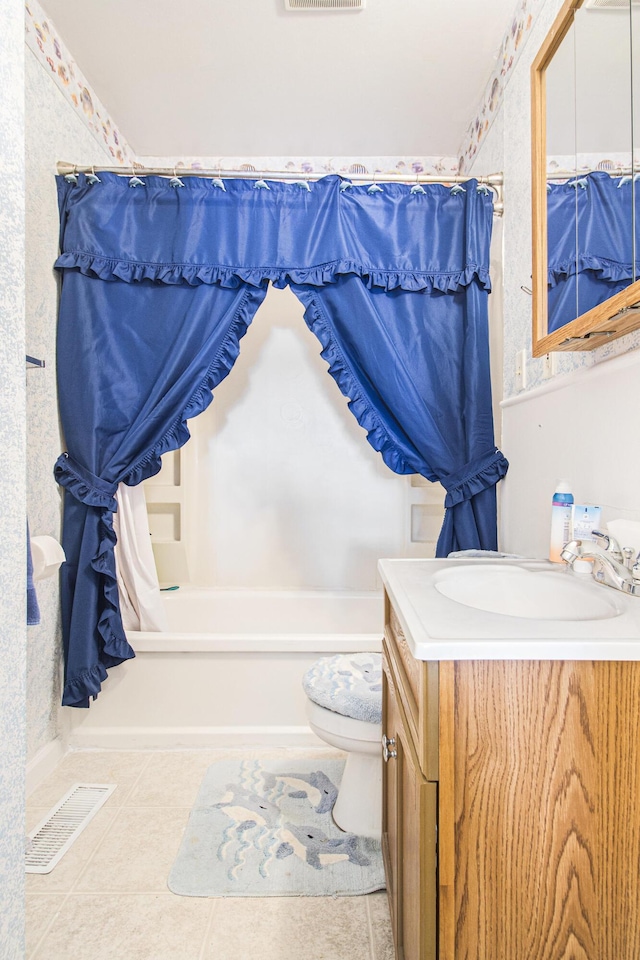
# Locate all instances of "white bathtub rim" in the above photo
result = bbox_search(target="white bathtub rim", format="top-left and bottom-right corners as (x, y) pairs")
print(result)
(153, 587), (383, 634)
(158, 586), (382, 599)
(128, 632), (383, 653)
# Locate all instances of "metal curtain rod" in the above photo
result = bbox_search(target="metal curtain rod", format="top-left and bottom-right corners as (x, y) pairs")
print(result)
(547, 167), (639, 181)
(57, 161), (504, 215)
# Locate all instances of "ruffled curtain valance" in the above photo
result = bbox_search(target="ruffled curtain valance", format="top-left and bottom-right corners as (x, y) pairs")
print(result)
(547, 171), (640, 332)
(56, 173), (492, 293)
(54, 172), (507, 708)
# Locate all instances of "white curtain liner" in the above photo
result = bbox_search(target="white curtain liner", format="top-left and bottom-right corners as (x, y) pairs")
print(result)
(113, 483), (169, 632)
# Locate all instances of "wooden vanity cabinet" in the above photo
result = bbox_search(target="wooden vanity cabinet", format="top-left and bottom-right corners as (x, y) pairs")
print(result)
(382, 592), (439, 960)
(381, 587), (640, 960)
(382, 649), (437, 960)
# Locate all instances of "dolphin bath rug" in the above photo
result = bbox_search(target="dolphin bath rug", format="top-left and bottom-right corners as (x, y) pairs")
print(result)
(168, 759), (385, 897)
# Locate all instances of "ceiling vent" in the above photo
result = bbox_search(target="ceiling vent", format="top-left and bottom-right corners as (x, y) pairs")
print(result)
(584, 0), (639, 8)
(285, 0), (365, 10)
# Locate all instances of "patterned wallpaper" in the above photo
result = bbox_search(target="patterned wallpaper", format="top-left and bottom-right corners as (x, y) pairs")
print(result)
(458, 0), (546, 173)
(548, 152), (633, 177)
(1, 1), (26, 955)
(468, 0), (640, 399)
(25, 0), (135, 165)
(25, 46), (114, 761)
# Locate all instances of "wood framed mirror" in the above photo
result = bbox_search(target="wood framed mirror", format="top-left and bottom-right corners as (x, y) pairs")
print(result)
(531, 0), (640, 357)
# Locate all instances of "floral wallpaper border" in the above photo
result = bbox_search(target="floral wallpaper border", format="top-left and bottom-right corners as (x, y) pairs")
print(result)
(25, 0), (135, 165)
(458, 0), (546, 173)
(548, 152), (635, 177)
(137, 155), (461, 178)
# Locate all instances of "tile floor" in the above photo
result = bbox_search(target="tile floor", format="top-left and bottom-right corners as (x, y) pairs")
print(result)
(26, 747), (394, 960)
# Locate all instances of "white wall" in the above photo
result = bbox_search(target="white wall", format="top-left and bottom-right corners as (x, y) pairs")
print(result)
(176, 285), (440, 592)
(24, 47), (114, 762)
(501, 351), (640, 558)
(470, 0), (640, 557)
(0, 1), (26, 954)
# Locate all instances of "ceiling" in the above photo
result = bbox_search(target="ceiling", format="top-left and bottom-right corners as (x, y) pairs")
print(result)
(41, 0), (518, 158)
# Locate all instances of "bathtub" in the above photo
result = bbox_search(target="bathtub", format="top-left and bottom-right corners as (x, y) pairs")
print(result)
(65, 588), (383, 749)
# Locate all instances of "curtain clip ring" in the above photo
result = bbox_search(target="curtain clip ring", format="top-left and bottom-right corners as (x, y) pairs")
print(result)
(129, 167), (146, 188)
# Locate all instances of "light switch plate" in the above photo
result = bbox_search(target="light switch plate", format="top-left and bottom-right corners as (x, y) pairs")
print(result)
(515, 349), (527, 391)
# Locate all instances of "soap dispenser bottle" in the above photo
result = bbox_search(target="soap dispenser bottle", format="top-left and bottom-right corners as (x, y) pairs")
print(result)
(549, 480), (574, 563)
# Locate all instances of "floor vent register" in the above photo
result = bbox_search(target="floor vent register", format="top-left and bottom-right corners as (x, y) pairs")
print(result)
(25, 783), (116, 874)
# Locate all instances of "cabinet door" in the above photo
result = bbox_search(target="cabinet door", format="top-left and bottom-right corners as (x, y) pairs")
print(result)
(382, 655), (400, 936)
(384, 593), (439, 782)
(383, 653), (437, 960)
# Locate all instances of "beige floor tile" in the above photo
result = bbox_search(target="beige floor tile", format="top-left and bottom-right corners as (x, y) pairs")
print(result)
(125, 750), (232, 807)
(26, 805), (118, 893)
(368, 891), (394, 960)
(75, 806), (190, 893)
(29, 894), (213, 960)
(26, 895), (67, 958)
(27, 750), (151, 809)
(28, 749), (377, 960)
(203, 896), (372, 960)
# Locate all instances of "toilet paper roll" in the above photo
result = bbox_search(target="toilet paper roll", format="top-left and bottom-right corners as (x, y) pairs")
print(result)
(30, 535), (66, 581)
(606, 519), (640, 554)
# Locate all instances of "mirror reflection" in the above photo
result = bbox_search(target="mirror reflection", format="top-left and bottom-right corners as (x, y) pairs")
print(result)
(545, 2), (635, 335)
(634, 0), (640, 279)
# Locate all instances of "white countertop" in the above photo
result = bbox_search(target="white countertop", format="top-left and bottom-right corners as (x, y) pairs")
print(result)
(378, 558), (640, 661)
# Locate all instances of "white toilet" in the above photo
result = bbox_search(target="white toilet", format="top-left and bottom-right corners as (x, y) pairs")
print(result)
(303, 653), (382, 839)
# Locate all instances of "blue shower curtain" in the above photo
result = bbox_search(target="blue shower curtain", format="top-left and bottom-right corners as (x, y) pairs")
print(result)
(547, 171), (639, 332)
(55, 172), (507, 707)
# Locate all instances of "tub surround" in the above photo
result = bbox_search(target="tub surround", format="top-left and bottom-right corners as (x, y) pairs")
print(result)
(25, 44), (115, 760)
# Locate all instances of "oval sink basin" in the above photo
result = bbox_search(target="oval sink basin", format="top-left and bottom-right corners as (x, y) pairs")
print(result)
(434, 564), (620, 621)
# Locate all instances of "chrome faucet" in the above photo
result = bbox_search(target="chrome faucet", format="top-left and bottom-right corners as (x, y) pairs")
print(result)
(561, 532), (640, 596)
